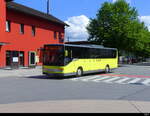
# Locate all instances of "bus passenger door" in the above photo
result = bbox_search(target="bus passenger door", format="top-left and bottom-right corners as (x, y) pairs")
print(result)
(65, 49), (75, 73)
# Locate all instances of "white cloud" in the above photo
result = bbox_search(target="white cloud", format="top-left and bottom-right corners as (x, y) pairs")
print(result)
(65, 15), (90, 42)
(112, 0), (117, 3)
(112, 0), (131, 4)
(139, 16), (150, 31)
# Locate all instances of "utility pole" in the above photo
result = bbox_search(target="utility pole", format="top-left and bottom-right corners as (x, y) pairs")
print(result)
(47, 0), (50, 14)
(67, 37), (70, 42)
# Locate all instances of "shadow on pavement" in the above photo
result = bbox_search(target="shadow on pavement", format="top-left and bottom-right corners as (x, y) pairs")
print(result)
(26, 75), (68, 80)
(24, 71), (111, 80)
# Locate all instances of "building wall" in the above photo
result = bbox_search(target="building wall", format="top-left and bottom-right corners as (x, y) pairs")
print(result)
(0, 4), (65, 68)
(0, 0), (6, 42)
(0, 0), (7, 67)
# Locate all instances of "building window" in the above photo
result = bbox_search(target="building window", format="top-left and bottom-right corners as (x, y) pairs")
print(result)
(59, 32), (64, 43)
(54, 31), (57, 39)
(59, 32), (61, 39)
(6, 21), (11, 32)
(32, 26), (36, 36)
(20, 24), (24, 34)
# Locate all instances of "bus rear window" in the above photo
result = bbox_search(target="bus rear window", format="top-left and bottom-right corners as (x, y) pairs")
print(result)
(43, 46), (64, 66)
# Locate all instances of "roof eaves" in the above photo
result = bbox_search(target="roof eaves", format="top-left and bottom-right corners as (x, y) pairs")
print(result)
(6, 2), (69, 26)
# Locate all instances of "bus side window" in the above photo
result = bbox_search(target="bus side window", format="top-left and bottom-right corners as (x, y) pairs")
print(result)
(64, 49), (73, 65)
(65, 50), (68, 57)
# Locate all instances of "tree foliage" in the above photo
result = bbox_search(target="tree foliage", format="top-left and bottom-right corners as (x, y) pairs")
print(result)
(87, 0), (150, 57)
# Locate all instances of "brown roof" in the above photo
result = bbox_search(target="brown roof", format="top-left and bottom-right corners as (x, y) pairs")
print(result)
(6, 2), (69, 26)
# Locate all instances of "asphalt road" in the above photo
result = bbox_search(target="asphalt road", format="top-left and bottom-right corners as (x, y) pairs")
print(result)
(113, 64), (150, 76)
(0, 64), (150, 105)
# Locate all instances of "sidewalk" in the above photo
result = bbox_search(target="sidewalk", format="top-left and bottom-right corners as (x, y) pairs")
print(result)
(0, 66), (43, 78)
(119, 62), (150, 67)
(134, 62), (150, 66)
(0, 100), (149, 113)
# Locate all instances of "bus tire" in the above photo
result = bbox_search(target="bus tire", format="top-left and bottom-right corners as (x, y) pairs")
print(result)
(105, 65), (110, 73)
(76, 68), (83, 77)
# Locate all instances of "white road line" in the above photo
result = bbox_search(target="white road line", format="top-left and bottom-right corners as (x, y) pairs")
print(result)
(92, 76), (111, 82)
(81, 75), (101, 82)
(141, 79), (150, 86)
(115, 77), (130, 84)
(103, 77), (121, 83)
(70, 75), (150, 87)
(70, 75), (100, 81)
(70, 78), (80, 81)
(127, 78), (142, 84)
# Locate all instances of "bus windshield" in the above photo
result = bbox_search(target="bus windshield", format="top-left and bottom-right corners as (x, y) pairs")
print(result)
(43, 46), (64, 66)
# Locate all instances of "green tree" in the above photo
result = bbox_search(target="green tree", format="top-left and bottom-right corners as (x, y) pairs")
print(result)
(87, 0), (150, 57)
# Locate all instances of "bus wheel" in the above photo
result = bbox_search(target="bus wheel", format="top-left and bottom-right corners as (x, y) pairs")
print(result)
(105, 65), (110, 73)
(76, 68), (83, 77)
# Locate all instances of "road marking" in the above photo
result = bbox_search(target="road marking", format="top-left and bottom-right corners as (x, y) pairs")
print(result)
(69, 74), (150, 87)
(127, 78), (142, 84)
(70, 78), (80, 81)
(100, 74), (150, 78)
(141, 79), (150, 86)
(92, 76), (111, 82)
(70, 75), (100, 81)
(115, 77), (130, 84)
(81, 76), (101, 82)
(102, 77), (121, 83)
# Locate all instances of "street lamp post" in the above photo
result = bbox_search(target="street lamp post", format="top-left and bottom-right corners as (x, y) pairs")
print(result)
(47, 0), (50, 14)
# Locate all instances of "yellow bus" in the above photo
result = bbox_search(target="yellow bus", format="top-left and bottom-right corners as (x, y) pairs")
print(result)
(42, 44), (118, 77)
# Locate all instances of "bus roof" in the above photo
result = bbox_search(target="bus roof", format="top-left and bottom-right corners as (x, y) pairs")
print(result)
(44, 44), (117, 50)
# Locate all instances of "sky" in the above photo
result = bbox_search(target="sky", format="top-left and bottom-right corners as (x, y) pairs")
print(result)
(14, 0), (150, 41)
